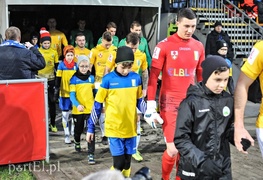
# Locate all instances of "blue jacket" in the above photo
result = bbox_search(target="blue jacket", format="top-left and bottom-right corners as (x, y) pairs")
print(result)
(0, 46), (45, 80)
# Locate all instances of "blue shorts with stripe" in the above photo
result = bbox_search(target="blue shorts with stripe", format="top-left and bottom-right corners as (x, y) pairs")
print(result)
(59, 97), (72, 111)
(109, 137), (136, 156)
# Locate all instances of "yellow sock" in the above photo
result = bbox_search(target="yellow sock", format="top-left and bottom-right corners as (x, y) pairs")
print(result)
(110, 166), (115, 170)
(122, 167), (131, 178)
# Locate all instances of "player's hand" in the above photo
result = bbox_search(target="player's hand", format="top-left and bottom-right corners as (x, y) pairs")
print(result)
(144, 100), (163, 128)
(86, 133), (94, 143)
(77, 105), (84, 112)
(200, 158), (223, 177)
(234, 124), (254, 154)
(142, 89), (147, 97)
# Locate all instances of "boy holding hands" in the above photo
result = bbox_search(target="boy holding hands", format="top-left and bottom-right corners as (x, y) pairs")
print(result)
(86, 46), (147, 178)
(174, 55), (250, 179)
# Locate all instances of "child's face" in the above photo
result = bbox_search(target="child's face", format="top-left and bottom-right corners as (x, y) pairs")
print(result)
(31, 38), (38, 45)
(217, 47), (228, 56)
(205, 69), (230, 94)
(116, 63), (132, 76)
(78, 61), (89, 74)
(65, 52), (74, 62)
(42, 41), (50, 49)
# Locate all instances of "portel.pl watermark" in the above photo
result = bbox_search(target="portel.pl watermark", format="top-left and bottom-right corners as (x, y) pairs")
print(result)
(9, 161), (60, 175)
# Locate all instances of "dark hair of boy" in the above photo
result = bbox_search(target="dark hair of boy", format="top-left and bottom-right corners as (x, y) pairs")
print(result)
(102, 31), (112, 42)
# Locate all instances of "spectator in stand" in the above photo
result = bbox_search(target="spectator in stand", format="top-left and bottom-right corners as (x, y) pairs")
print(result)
(47, 18), (68, 59)
(70, 19), (94, 49)
(215, 39), (235, 95)
(97, 22), (119, 47)
(240, 0), (258, 20)
(205, 21), (234, 61)
(0, 26), (45, 80)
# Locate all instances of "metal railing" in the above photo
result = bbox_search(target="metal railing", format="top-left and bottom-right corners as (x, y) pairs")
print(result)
(187, 0), (263, 58)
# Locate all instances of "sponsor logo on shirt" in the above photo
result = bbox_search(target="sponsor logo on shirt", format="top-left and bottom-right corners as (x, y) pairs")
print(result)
(171, 51), (178, 60)
(179, 47), (191, 51)
(167, 68), (196, 77)
(247, 47), (259, 65)
(108, 54), (114, 62)
(198, 109), (210, 112)
(152, 47), (161, 59)
(110, 82), (119, 86)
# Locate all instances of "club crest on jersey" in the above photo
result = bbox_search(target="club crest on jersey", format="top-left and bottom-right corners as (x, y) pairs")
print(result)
(171, 51), (178, 60)
(98, 53), (102, 58)
(131, 79), (136, 86)
(136, 59), (141, 66)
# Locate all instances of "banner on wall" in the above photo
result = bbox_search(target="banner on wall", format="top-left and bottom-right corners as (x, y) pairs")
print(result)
(0, 79), (49, 165)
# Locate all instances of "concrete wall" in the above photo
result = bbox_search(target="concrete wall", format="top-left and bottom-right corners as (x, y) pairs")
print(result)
(0, 0), (7, 41)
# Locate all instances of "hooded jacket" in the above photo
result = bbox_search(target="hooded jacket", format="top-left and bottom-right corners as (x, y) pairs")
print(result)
(174, 82), (234, 180)
(205, 30), (233, 61)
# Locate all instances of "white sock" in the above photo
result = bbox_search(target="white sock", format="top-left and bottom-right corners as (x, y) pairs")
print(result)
(62, 111), (70, 136)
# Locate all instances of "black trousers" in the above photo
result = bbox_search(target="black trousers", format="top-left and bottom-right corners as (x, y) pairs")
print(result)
(72, 114), (95, 155)
(48, 80), (56, 126)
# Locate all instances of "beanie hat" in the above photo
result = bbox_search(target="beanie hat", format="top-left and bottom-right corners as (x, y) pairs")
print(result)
(63, 45), (75, 57)
(39, 27), (51, 43)
(30, 33), (39, 40)
(201, 55), (229, 84)
(216, 39), (228, 51)
(77, 55), (90, 67)
(214, 21), (222, 28)
(115, 46), (134, 64)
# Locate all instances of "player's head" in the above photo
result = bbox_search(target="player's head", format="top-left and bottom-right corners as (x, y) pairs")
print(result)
(125, 32), (140, 53)
(176, 8), (197, 40)
(201, 55), (230, 94)
(106, 22), (117, 36)
(130, 21), (142, 35)
(75, 32), (86, 48)
(115, 46), (134, 76)
(101, 31), (112, 49)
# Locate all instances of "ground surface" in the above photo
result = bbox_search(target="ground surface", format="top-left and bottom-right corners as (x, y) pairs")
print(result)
(32, 111), (263, 180)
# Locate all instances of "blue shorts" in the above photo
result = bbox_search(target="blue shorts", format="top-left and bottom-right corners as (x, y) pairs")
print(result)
(59, 97), (72, 111)
(109, 137), (136, 156)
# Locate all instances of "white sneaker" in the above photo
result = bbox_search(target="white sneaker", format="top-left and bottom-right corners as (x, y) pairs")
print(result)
(65, 135), (71, 144)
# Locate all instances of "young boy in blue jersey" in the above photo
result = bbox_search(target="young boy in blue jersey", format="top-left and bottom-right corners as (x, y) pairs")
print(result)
(69, 55), (96, 164)
(86, 46), (147, 178)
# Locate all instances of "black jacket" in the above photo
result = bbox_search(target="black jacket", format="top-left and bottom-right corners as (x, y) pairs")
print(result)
(0, 46), (45, 80)
(205, 30), (234, 61)
(174, 83), (234, 180)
